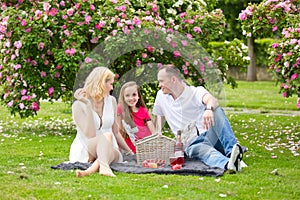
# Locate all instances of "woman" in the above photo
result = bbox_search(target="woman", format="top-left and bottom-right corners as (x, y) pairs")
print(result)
(69, 67), (133, 177)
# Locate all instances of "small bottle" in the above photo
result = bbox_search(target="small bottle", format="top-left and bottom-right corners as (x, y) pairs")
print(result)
(174, 130), (184, 165)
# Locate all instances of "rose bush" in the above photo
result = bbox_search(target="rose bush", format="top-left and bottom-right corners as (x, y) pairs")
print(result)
(0, 0), (231, 117)
(238, 0), (300, 108)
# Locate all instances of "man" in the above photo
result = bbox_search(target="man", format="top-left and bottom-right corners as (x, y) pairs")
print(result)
(152, 65), (244, 172)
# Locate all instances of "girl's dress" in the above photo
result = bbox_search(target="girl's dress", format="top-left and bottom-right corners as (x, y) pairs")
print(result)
(69, 96), (122, 163)
(117, 105), (152, 153)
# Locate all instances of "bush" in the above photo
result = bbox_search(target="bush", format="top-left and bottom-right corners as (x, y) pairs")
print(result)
(255, 38), (277, 68)
(0, 0), (231, 117)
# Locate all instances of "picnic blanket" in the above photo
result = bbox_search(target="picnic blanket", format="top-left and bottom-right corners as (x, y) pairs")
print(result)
(51, 154), (224, 177)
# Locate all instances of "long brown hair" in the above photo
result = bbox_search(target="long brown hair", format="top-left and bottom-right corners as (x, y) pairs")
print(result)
(118, 81), (146, 138)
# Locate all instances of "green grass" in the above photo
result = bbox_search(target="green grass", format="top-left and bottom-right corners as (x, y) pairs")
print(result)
(223, 81), (298, 111)
(0, 81), (299, 200)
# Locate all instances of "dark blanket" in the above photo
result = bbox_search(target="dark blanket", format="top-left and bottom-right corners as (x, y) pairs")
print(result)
(51, 154), (224, 177)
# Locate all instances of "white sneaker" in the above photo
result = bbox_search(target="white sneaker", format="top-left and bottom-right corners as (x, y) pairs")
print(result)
(227, 144), (243, 172)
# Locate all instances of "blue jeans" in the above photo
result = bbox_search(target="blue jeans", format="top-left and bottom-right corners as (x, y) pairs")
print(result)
(186, 107), (237, 169)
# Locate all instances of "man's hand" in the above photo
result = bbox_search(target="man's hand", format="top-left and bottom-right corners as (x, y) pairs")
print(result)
(202, 110), (215, 130)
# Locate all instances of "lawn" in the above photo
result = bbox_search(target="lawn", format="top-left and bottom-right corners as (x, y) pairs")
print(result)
(0, 81), (299, 200)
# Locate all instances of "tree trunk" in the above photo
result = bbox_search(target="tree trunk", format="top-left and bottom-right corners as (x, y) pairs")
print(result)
(247, 37), (257, 81)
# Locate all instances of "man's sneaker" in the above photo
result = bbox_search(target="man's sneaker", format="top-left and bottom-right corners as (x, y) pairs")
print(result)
(241, 145), (248, 153)
(227, 143), (243, 173)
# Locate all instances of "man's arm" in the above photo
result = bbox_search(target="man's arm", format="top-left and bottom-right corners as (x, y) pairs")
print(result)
(153, 115), (165, 134)
(201, 93), (220, 130)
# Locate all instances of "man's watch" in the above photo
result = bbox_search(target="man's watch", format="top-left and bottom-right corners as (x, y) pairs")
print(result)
(205, 105), (214, 111)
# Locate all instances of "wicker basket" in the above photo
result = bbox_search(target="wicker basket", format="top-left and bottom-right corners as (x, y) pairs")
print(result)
(135, 116), (175, 165)
(136, 133), (175, 165)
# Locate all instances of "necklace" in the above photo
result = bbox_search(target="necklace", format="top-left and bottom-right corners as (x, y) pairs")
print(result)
(93, 99), (104, 130)
(98, 114), (103, 130)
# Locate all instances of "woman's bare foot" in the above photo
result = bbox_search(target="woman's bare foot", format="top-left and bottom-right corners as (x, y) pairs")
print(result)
(76, 170), (86, 178)
(99, 164), (116, 177)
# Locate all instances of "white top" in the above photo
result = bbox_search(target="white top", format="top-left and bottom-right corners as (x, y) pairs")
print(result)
(153, 85), (209, 145)
(69, 96), (122, 163)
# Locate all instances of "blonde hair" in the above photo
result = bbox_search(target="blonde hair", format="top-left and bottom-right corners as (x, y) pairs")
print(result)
(83, 67), (115, 101)
(118, 81), (146, 138)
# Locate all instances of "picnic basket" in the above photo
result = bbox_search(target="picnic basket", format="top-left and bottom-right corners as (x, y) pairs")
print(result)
(135, 116), (175, 165)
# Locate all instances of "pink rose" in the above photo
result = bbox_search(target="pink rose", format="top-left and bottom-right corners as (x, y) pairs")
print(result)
(43, 2), (50, 11)
(38, 42), (45, 50)
(239, 12), (247, 20)
(282, 91), (287, 98)
(65, 48), (77, 56)
(171, 41), (176, 48)
(152, 4), (157, 12)
(142, 53), (147, 58)
(85, 15), (92, 23)
(272, 26), (278, 32)
(95, 24), (101, 30)
(21, 20), (26, 26)
(25, 27), (32, 33)
(84, 57), (93, 63)
(7, 101), (13, 107)
(147, 46), (153, 53)
(21, 89), (27, 95)
(75, 3), (80, 9)
(199, 63), (205, 73)
(133, 16), (141, 25)
(173, 51), (181, 58)
(40, 71), (46, 77)
(271, 43), (278, 48)
(14, 41), (22, 49)
(49, 8), (58, 16)
(193, 27), (202, 34)
(14, 64), (21, 70)
(179, 12), (187, 18)
(48, 87), (54, 97)
(30, 102), (40, 111)
(291, 74), (298, 81)
(67, 8), (74, 16)
(186, 33), (192, 40)
(19, 103), (25, 109)
(31, 60), (37, 66)
(136, 60), (141, 67)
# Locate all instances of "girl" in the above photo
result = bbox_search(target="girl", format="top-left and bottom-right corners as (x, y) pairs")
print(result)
(117, 81), (156, 153)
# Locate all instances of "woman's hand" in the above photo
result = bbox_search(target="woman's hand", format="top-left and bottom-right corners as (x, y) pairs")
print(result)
(74, 88), (91, 105)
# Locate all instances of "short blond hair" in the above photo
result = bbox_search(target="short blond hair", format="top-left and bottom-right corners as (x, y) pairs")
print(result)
(83, 67), (115, 100)
(159, 64), (182, 80)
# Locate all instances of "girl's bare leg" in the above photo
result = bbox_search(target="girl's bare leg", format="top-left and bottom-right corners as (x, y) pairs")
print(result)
(76, 161), (100, 178)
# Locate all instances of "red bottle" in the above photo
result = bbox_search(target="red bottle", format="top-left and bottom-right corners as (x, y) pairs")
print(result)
(173, 130), (184, 165)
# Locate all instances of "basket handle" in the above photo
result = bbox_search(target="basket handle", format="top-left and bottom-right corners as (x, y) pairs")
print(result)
(156, 115), (162, 136)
